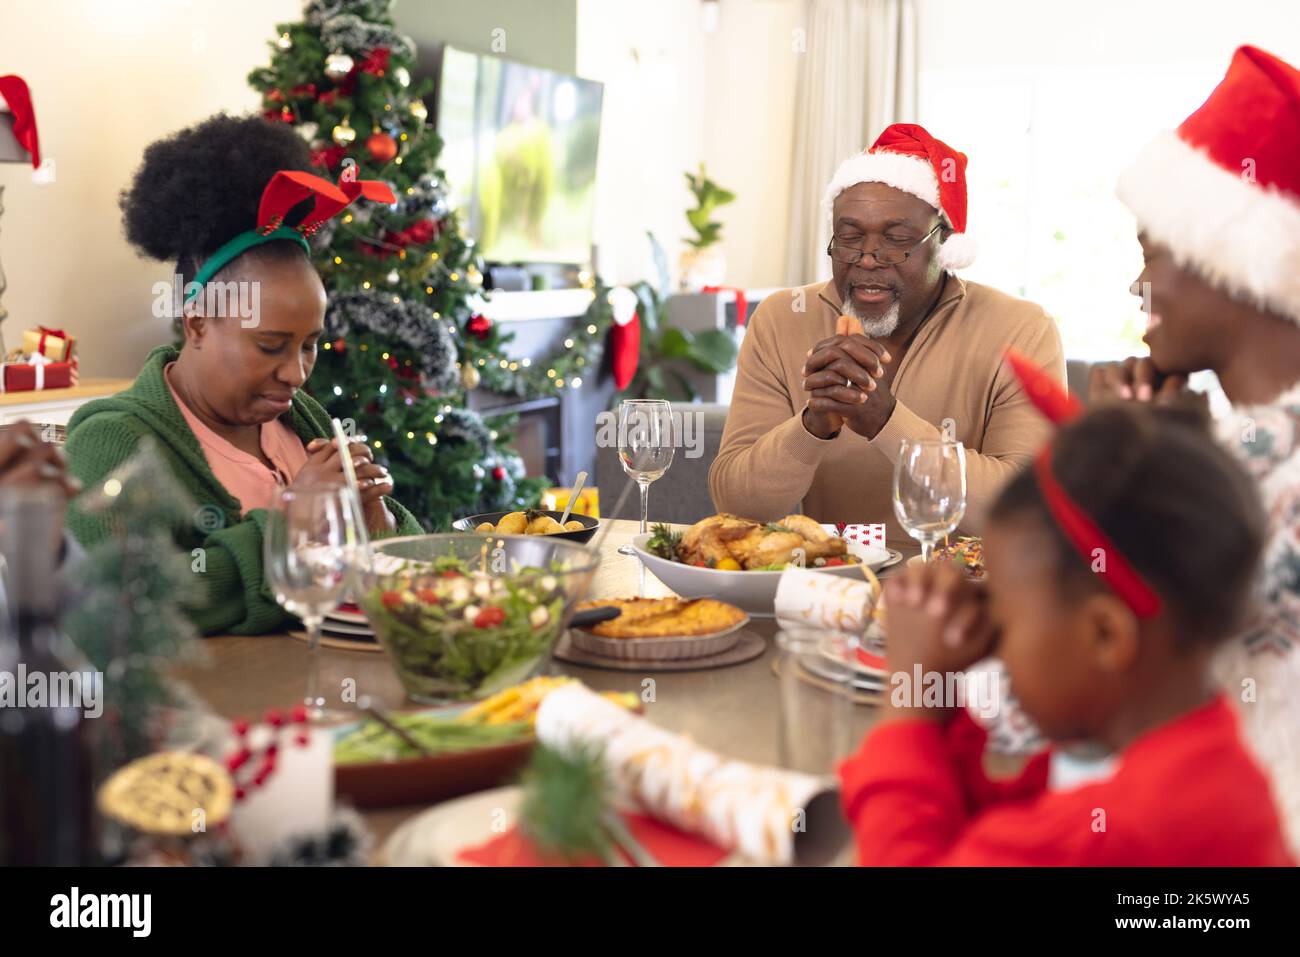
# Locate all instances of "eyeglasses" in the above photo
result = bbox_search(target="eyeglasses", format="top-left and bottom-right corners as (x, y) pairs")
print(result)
(826, 222), (943, 267)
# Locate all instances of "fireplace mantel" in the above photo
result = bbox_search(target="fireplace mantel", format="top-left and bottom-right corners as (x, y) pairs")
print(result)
(467, 288), (595, 323)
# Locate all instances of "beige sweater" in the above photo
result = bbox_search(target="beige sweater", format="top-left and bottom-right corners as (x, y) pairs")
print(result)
(709, 274), (1065, 547)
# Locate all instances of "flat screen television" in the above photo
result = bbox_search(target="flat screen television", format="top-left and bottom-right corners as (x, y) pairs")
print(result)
(436, 45), (603, 267)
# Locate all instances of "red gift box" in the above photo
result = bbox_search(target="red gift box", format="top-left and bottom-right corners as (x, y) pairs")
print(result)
(1, 358), (78, 392)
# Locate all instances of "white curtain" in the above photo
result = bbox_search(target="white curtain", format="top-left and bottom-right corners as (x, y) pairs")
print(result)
(784, 0), (919, 287)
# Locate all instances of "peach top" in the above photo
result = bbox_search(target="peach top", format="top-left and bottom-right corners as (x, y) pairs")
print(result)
(164, 362), (309, 515)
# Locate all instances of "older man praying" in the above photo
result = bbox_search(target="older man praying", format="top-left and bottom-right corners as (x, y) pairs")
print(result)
(710, 124), (1065, 544)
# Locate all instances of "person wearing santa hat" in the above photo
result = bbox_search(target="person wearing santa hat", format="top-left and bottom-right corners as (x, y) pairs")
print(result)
(1091, 44), (1300, 853)
(711, 123), (1064, 544)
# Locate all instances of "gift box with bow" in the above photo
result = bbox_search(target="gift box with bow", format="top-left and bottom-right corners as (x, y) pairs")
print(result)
(1, 352), (78, 392)
(21, 326), (75, 363)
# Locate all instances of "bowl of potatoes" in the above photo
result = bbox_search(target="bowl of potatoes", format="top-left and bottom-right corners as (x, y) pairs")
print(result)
(451, 508), (599, 543)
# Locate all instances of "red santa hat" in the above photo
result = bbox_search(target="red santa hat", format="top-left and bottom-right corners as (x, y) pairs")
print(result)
(823, 123), (976, 270)
(0, 74), (41, 169)
(1117, 45), (1300, 326)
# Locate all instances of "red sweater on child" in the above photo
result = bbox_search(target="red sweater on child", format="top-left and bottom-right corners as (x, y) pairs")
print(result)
(838, 695), (1294, 866)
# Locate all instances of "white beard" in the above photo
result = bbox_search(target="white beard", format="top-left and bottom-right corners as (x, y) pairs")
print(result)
(844, 299), (901, 338)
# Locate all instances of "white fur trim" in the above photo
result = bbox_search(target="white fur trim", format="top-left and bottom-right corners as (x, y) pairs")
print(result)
(1117, 130), (1300, 326)
(937, 232), (977, 270)
(607, 286), (638, 326)
(824, 150), (941, 214)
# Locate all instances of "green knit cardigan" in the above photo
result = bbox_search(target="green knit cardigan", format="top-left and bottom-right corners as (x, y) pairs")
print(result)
(65, 346), (423, 636)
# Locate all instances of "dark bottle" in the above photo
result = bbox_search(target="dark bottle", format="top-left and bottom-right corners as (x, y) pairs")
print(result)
(0, 485), (99, 865)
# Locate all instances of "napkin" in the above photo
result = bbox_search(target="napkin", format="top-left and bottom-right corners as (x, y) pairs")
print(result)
(457, 813), (729, 867)
(535, 684), (848, 866)
(773, 566), (879, 634)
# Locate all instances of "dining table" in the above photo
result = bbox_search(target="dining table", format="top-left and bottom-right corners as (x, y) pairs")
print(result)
(175, 519), (923, 852)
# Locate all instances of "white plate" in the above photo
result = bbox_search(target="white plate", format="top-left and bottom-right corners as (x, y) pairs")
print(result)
(631, 533), (889, 617)
(381, 784), (748, 867)
(382, 786), (521, 866)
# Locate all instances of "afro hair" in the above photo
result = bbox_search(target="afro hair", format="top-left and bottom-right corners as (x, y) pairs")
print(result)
(119, 113), (314, 280)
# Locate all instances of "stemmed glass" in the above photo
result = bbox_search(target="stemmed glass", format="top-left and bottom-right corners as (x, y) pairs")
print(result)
(264, 485), (357, 719)
(616, 399), (676, 555)
(892, 438), (967, 565)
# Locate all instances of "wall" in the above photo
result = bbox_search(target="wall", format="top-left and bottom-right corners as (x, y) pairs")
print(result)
(393, 0), (578, 73)
(576, 0), (800, 290)
(0, 0), (302, 378)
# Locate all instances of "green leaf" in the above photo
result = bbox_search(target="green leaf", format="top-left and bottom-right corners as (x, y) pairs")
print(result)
(659, 326), (693, 360)
(684, 329), (738, 373)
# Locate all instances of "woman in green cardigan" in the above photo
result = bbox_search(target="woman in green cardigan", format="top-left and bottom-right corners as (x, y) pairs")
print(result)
(66, 114), (422, 635)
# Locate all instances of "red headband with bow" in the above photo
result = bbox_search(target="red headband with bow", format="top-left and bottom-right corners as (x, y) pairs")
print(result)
(256, 164), (396, 236)
(1003, 350), (1162, 619)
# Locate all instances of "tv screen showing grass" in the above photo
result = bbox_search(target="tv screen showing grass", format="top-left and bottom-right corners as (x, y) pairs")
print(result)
(438, 46), (603, 267)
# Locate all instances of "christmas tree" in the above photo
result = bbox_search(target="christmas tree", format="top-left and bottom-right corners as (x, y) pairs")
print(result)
(247, 0), (613, 529)
(62, 437), (206, 768)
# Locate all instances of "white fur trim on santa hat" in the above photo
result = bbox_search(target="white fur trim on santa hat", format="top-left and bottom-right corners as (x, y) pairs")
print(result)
(937, 232), (977, 270)
(823, 150), (941, 215)
(1117, 129), (1300, 326)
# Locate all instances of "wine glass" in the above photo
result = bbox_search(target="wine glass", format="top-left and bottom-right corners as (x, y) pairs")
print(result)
(892, 438), (967, 565)
(264, 485), (356, 719)
(616, 399), (676, 555)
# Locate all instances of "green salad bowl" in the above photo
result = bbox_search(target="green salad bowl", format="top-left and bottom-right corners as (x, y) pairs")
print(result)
(358, 533), (598, 704)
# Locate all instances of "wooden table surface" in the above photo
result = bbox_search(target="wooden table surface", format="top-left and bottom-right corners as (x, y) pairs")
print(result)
(176, 519), (920, 847)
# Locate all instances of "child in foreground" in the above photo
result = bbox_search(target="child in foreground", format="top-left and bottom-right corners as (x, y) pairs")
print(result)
(838, 402), (1294, 865)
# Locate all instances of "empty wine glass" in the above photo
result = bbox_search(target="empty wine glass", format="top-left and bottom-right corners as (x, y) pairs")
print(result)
(264, 485), (356, 719)
(616, 399), (676, 555)
(892, 438), (967, 565)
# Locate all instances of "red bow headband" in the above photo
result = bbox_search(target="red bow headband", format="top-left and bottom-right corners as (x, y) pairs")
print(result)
(1003, 350), (1162, 618)
(256, 164), (395, 236)
(188, 164), (395, 302)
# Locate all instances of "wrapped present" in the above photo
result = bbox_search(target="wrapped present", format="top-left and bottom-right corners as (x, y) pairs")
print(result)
(541, 486), (599, 518)
(21, 326), (75, 363)
(1, 353), (78, 392)
(535, 684), (848, 866)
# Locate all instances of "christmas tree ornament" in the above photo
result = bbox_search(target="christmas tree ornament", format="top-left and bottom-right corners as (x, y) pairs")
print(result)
(467, 313), (493, 340)
(409, 99), (428, 123)
(279, 105), (295, 123)
(332, 118), (357, 146)
(394, 66), (410, 87)
(460, 364), (480, 390)
(276, 32), (293, 50)
(324, 50), (354, 80)
(492, 465), (506, 482)
(386, 268), (400, 284)
(366, 130), (398, 163)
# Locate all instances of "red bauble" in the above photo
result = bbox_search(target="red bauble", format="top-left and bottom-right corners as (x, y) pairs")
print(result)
(366, 131), (398, 163)
(360, 47), (391, 77)
(279, 106), (295, 123)
(403, 219), (437, 245)
(467, 314), (492, 341)
(492, 466), (506, 482)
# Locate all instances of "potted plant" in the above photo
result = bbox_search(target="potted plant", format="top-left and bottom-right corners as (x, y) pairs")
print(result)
(678, 164), (735, 289)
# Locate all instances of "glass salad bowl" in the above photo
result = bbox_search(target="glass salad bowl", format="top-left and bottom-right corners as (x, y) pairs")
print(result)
(357, 534), (598, 704)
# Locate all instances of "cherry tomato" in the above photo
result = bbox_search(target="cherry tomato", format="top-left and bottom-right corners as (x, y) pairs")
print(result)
(473, 606), (506, 628)
(824, 558), (846, 567)
(380, 590), (405, 609)
(416, 588), (440, 604)
(439, 569), (462, 579)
